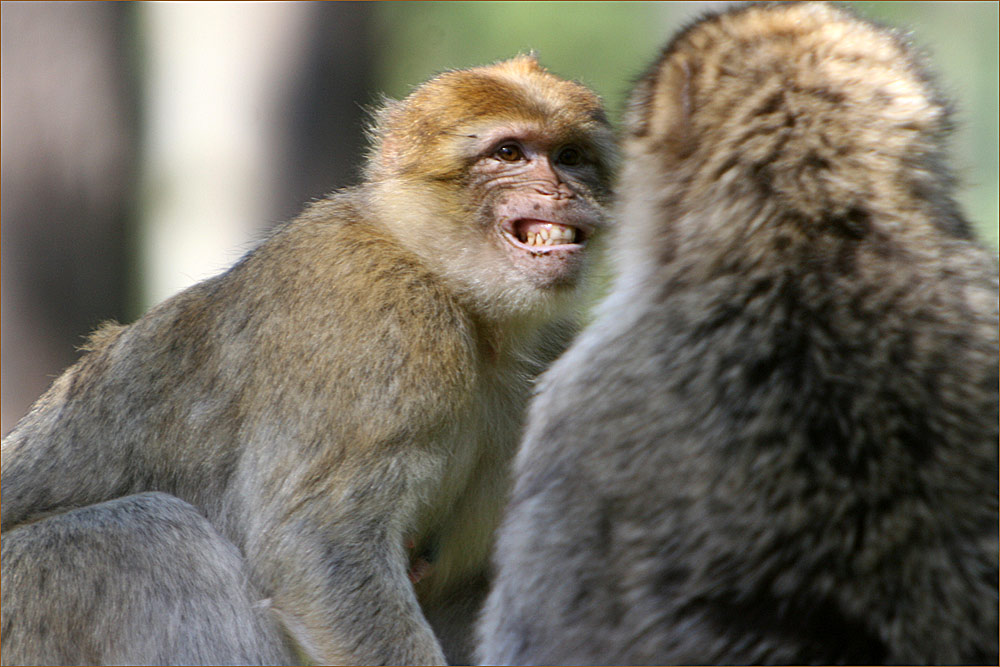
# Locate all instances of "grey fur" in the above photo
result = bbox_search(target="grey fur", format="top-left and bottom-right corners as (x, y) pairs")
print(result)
(2, 493), (292, 665)
(478, 4), (999, 665)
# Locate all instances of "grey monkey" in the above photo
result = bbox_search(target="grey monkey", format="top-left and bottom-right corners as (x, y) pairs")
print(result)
(478, 4), (999, 665)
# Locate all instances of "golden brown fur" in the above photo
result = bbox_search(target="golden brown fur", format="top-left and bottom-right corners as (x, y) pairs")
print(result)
(1, 56), (613, 665)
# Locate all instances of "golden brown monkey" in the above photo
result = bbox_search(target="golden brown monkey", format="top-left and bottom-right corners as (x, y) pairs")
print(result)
(479, 4), (999, 665)
(0, 55), (614, 666)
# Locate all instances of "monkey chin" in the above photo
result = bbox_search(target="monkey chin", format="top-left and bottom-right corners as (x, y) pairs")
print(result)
(506, 240), (587, 290)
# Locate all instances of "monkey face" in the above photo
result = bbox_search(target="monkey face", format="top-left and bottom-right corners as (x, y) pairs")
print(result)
(467, 124), (609, 291)
(367, 56), (615, 318)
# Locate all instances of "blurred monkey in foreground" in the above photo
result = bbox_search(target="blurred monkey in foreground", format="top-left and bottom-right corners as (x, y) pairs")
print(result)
(478, 4), (999, 664)
(1, 56), (614, 665)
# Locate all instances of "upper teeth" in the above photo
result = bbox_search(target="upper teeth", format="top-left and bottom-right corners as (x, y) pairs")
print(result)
(524, 224), (576, 247)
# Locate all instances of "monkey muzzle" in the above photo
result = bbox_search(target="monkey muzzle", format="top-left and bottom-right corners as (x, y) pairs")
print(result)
(503, 218), (590, 253)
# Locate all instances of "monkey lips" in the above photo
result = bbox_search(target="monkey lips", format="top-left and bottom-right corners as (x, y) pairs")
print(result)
(500, 217), (593, 287)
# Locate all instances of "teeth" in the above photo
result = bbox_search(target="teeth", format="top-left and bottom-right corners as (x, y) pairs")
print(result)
(521, 224), (577, 247)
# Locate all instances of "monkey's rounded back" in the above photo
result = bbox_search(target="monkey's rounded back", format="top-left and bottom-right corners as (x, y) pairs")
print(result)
(0, 493), (294, 666)
(479, 4), (999, 665)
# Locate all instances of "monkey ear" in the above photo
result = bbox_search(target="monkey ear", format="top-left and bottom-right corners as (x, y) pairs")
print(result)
(365, 96), (403, 179)
(626, 54), (696, 157)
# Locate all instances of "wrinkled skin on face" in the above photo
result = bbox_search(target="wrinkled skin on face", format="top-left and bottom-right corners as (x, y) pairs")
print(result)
(469, 123), (609, 289)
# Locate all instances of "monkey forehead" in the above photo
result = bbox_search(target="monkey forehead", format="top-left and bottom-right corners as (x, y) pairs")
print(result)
(368, 57), (612, 182)
(461, 116), (608, 150)
(388, 58), (609, 141)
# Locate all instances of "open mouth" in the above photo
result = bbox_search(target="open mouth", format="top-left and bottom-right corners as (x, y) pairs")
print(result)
(503, 219), (588, 252)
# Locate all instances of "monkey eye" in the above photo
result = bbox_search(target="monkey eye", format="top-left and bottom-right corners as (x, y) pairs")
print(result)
(495, 143), (524, 162)
(556, 146), (583, 166)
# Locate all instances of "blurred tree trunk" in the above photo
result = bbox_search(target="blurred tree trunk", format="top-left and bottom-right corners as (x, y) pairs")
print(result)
(138, 2), (375, 305)
(274, 2), (374, 223)
(2, 2), (374, 434)
(1, 2), (138, 435)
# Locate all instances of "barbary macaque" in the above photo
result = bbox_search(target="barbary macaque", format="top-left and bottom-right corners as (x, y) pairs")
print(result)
(1, 55), (614, 666)
(478, 4), (999, 665)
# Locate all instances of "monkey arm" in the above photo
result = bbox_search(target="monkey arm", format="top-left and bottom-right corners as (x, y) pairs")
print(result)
(224, 217), (480, 664)
(243, 448), (452, 666)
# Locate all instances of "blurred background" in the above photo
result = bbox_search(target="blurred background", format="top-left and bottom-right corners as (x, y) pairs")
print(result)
(2, 1), (997, 434)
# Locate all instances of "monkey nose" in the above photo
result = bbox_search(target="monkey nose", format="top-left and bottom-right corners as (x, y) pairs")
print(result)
(533, 183), (575, 200)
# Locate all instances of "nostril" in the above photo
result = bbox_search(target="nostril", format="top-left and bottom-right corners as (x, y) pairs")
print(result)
(533, 184), (576, 200)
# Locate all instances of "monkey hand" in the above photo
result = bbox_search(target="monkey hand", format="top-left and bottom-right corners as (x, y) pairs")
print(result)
(405, 538), (435, 584)
(259, 514), (447, 665)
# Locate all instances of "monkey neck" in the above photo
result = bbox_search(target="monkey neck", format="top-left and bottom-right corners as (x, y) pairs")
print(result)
(471, 315), (505, 365)
(468, 310), (551, 368)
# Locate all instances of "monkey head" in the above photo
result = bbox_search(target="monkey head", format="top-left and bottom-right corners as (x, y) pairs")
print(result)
(366, 55), (616, 320)
(619, 2), (958, 261)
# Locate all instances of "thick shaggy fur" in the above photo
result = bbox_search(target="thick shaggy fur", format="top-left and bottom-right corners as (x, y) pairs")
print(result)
(478, 4), (999, 664)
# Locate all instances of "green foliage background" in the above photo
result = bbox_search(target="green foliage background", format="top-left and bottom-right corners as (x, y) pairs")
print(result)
(372, 2), (999, 248)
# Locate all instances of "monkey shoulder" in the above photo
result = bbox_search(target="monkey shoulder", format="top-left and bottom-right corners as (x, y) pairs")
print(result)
(228, 191), (482, 430)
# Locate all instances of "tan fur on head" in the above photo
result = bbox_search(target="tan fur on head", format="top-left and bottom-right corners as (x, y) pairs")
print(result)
(367, 55), (613, 183)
